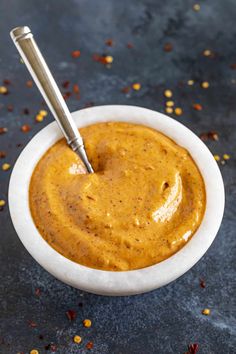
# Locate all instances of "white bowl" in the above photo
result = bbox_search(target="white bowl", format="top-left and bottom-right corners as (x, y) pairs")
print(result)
(8, 105), (225, 296)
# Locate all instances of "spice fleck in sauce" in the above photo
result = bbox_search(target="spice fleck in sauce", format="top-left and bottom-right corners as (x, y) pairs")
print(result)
(29, 122), (205, 271)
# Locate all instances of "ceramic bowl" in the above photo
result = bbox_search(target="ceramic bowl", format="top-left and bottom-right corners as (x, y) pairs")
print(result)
(8, 105), (225, 296)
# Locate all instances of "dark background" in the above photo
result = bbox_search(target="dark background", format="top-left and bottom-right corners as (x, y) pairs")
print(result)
(0, 0), (235, 353)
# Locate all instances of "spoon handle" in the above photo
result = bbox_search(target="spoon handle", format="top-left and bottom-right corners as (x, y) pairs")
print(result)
(10, 26), (93, 173)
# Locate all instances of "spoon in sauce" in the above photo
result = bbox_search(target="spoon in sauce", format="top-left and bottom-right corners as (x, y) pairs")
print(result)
(10, 26), (94, 173)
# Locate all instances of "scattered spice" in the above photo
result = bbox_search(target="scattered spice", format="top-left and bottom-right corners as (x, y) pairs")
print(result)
(202, 308), (211, 315)
(105, 55), (113, 64)
(30, 350), (39, 354)
(26, 80), (33, 88)
(2, 163), (11, 171)
(165, 107), (173, 114)
(187, 343), (199, 354)
(193, 4), (200, 11)
(66, 309), (77, 321)
(23, 108), (30, 115)
(62, 81), (70, 89)
(71, 50), (81, 58)
(214, 154), (220, 161)
(200, 278), (206, 288)
(187, 80), (194, 86)
(121, 86), (130, 94)
(21, 124), (31, 132)
(7, 105), (14, 112)
(193, 103), (202, 111)
(83, 319), (92, 328)
(28, 320), (37, 328)
(0, 86), (8, 95)
(63, 92), (71, 100)
(78, 302), (83, 307)
(0, 151), (6, 158)
(0, 200), (6, 207)
(0, 127), (8, 134)
(201, 81), (210, 89)
(86, 341), (94, 350)
(3, 79), (11, 85)
(73, 84), (80, 95)
(39, 110), (48, 117)
(163, 43), (173, 52)
(174, 107), (183, 116)
(223, 154), (230, 160)
(93, 54), (113, 65)
(164, 89), (172, 98)
(105, 39), (114, 46)
(45, 343), (57, 352)
(35, 288), (41, 296)
(73, 335), (82, 344)
(200, 131), (219, 141)
(127, 43), (133, 49)
(39, 334), (44, 340)
(132, 82), (141, 91)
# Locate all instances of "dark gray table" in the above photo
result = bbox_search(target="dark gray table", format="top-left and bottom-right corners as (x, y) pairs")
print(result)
(0, 1), (235, 353)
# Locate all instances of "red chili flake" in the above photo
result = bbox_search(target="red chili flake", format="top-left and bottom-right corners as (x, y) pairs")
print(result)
(230, 63), (236, 70)
(84, 102), (94, 108)
(200, 278), (206, 288)
(23, 108), (30, 115)
(163, 43), (173, 52)
(73, 84), (80, 94)
(200, 131), (219, 141)
(86, 341), (94, 350)
(63, 92), (71, 100)
(127, 42), (133, 49)
(45, 343), (56, 351)
(26, 80), (33, 88)
(121, 86), (130, 94)
(7, 105), (14, 112)
(187, 343), (199, 354)
(193, 103), (202, 111)
(66, 309), (77, 321)
(0, 151), (6, 159)
(62, 81), (70, 89)
(92, 53), (107, 64)
(28, 320), (37, 328)
(71, 50), (81, 58)
(0, 127), (8, 134)
(35, 288), (41, 296)
(105, 39), (114, 46)
(3, 79), (11, 85)
(21, 124), (31, 132)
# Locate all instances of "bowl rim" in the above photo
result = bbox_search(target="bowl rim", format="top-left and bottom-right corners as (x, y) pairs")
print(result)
(8, 105), (225, 296)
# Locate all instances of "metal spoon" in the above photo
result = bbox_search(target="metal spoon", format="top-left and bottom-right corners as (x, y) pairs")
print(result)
(10, 26), (94, 173)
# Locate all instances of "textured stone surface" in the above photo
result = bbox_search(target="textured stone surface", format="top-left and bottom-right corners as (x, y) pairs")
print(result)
(0, 0), (235, 353)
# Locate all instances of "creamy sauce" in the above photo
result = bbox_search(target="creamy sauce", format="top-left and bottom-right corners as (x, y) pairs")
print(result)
(29, 122), (206, 271)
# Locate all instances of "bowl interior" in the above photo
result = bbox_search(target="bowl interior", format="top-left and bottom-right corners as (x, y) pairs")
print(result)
(8, 105), (225, 296)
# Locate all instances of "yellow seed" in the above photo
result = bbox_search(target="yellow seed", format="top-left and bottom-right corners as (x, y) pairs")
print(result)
(214, 155), (220, 161)
(166, 101), (174, 107)
(36, 114), (44, 122)
(2, 163), (11, 171)
(193, 4), (200, 11)
(165, 107), (173, 114)
(105, 55), (113, 64)
(187, 80), (194, 86)
(174, 107), (183, 116)
(223, 154), (230, 160)
(0, 86), (8, 94)
(20, 57), (24, 64)
(83, 319), (92, 328)
(202, 308), (211, 315)
(73, 335), (82, 344)
(164, 89), (172, 98)
(0, 200), (5, 207)
(132, 82), (141, 91)
(30, 350), (39, 354)
(203, 49), (212, 57)
(201, 81), (210, 89)
(39, 110), (48, 117)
